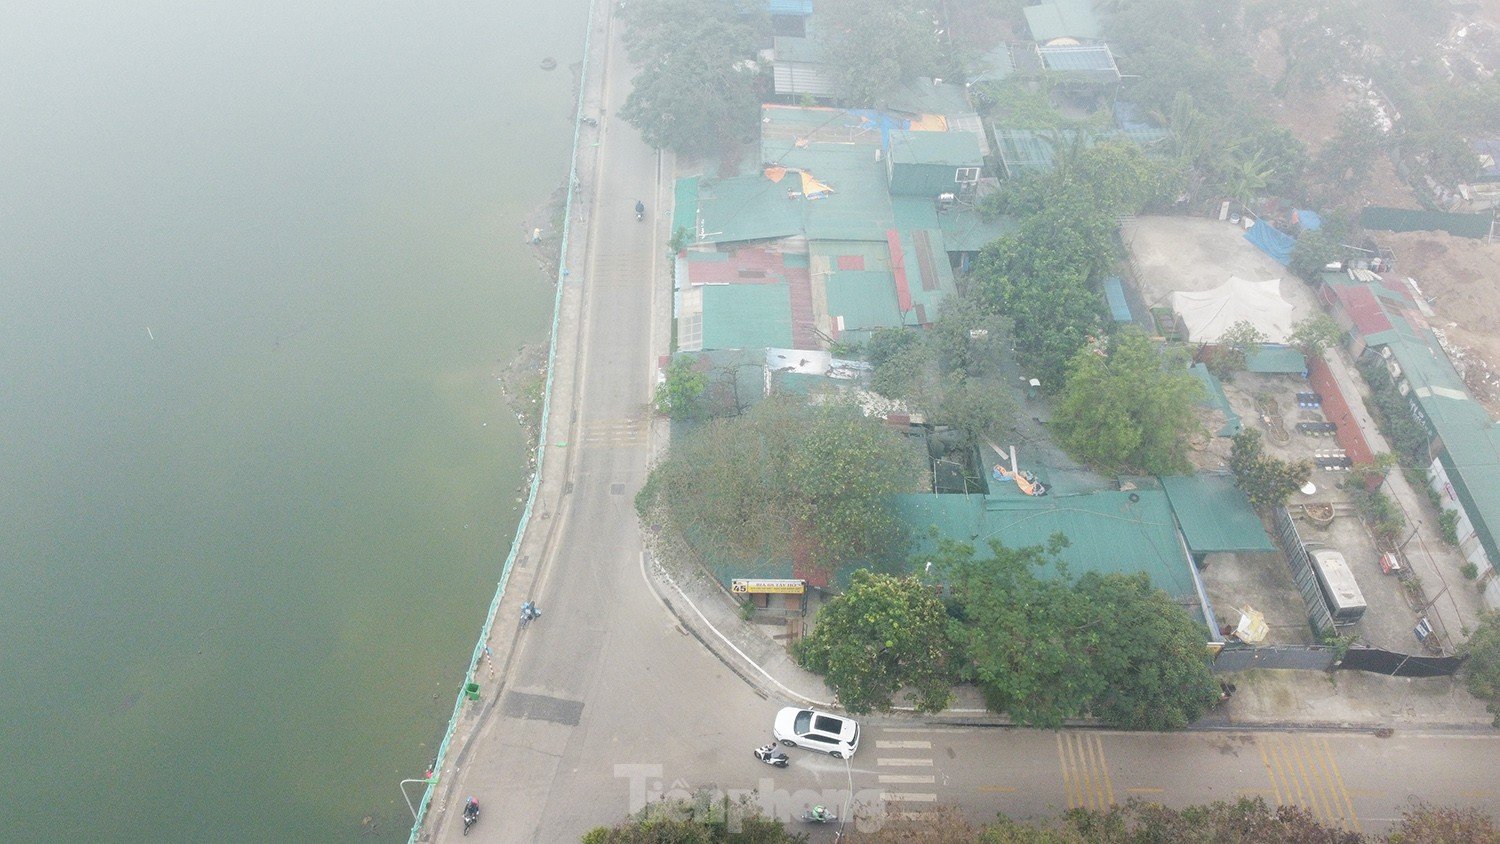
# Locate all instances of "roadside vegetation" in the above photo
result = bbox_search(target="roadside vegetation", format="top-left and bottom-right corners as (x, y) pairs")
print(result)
(1462, 612), (1500, 727)
(636, 396), (926, 576)
(586, 794), (1498, 843)
(795, 539), (1220, 729)
(618, 0), (764, 157)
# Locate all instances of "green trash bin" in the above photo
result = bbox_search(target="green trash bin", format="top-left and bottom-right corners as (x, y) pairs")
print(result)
(464, 682), (480, 701)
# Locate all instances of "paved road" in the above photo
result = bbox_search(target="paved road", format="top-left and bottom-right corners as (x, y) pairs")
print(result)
(427, 14), (780, 842)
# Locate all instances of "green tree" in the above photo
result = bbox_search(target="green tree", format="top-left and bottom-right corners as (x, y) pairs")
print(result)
(939, 538), (1104, 728)
(654, 355), (708, 420)
(1461, 612), (1500, 727)
(1052, 330), (1204, 474)
(1229, 429), (1313, 509)
(816, 0), (942, 105)
(1288, 313), (1345, 358)
(1310, 104), (1387, 197)
(636, 396), (925, 573)
(1204, 319), (1267, 380)
(619, 0), (764, 157)
(582, 790), (806, 843)
(1288, 229), (1341, 283)
(1075, 571), (1221, 730)
(793, 570), (954, 713)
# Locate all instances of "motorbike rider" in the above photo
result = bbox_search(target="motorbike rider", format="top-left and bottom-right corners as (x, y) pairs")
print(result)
(810, 805), (829, 821)
(464, 796), (480, 819)
(635, 199), (645, 218)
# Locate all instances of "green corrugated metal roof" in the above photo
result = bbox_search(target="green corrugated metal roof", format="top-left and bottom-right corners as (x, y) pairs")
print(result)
(896, 490), (1197, 598)
(1160, 474), (1275, 554)
(827, 270), (902, 330)
(889, 131), (985, 166)
(883, 79), (975, 116)
(693, 173), (804, 244)
(941, 208), (1016, 251)
(1189, 363), (1242, 436)
(899, 229), (957, 318)
(1245, 345), (1307, 374)
(672, 176), (699, 239)
(700, 283), (794, 350)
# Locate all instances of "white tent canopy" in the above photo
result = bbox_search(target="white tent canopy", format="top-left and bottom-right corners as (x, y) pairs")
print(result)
(1170, 277), (1294, 343)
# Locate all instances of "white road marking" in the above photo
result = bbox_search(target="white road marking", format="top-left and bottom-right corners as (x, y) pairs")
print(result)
(877, 758), (934, 767)
(878, 774), (936, 784)
(876, 740), (932, 749)
(881, 792), (938, 802)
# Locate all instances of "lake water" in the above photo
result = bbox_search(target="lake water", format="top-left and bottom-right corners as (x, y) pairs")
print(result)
(0, 2), (587, 839)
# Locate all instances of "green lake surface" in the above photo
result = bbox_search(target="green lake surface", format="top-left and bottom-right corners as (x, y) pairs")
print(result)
(0, 2), (587, 839)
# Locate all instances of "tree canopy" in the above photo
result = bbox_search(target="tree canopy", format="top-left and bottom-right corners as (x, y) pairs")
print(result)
(619, 0), (764, 158)
(970, 143), (1163, 391)
(815, 0), (942, 106)
(1229, 429), (1313, 510)
(793, 570), (954, 714)
(1052, 330), (1203, 475)
(935, 538), (1220, 730)
(636, 396), (925, 574)
(866, 290), (1016, 448)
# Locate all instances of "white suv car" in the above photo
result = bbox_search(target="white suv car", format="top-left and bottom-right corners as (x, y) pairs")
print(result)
(773, 707), (860, 759)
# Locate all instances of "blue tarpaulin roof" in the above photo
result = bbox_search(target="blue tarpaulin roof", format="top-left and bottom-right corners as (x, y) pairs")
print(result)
(1244, 220), (1295, 265)
(1103, 275), (1132, 322)
(1292, 209), (1322, 231)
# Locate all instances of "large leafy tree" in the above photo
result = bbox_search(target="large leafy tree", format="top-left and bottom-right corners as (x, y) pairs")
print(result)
(971, 143), (1163, 391)
(636, 396), (924, 573)
(619, 0), (764, 157)
(936, 539), (1219, 729)
(1229, 429), (1312, 510)
(1052, 330), (1203, 475)
(941, 539), (1104, 728)
(793, 570), (954, 713)
(1074, 572), (1221, 730)
(866, 291), (1016, 447)
(816, 0), (942, 106)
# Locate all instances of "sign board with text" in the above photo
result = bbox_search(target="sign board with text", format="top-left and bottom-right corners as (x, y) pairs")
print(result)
(731, 578), (805, 595)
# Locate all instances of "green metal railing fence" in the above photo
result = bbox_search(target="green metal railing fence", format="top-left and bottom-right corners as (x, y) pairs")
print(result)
(405, 1), (600, 838)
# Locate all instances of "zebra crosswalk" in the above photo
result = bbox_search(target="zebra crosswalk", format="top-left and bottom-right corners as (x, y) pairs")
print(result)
(873, 735), (940, 817)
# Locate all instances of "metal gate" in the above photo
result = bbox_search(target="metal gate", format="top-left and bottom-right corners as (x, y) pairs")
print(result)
(1340, 647), (1465, 677)
(1271, 506), (1336, 635)
(1214, 644), (1336, 673)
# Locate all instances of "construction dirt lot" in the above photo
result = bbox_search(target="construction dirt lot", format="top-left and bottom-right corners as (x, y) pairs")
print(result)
(1122, 215), (1487, 657)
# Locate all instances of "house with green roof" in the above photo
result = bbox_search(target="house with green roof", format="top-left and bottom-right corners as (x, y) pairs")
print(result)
(1320, 269), (1500, 606)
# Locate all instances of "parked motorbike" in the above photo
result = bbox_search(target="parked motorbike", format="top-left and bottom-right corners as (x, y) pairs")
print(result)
(754, 744), (789, 768)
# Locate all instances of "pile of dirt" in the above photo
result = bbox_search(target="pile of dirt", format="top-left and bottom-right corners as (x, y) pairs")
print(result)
(1381, 230), (1500, 411)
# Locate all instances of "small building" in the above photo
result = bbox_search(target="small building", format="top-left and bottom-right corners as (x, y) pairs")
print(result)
(886, 131), (985, 197)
